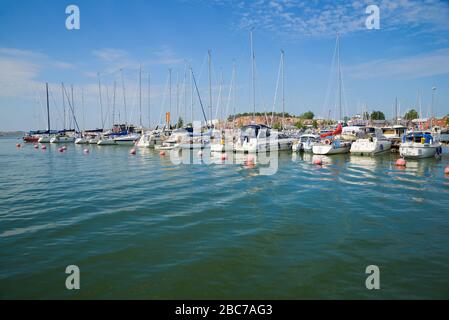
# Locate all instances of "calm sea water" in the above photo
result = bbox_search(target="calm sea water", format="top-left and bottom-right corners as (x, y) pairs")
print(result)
(1, 137), (448, 299)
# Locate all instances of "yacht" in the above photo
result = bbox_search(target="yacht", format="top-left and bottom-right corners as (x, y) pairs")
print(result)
(136, 126), (171, 148)
(50, 132), (75, 143)
(350, 128), (392, 155)
(234, 124), (292, 153)
(312, 124), (351, 155)
(155, 128), (191, 151)
(292, 134), (320, 153)
(399, 131), (443, 159)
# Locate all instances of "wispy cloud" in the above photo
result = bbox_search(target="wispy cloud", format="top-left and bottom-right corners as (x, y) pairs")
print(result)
(346, 47), (449, 79)
(209, 0), (449, 38)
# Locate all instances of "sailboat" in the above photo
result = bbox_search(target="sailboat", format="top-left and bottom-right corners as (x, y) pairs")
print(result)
(36, 83), (53, 143)
(350, 127), (392, 155)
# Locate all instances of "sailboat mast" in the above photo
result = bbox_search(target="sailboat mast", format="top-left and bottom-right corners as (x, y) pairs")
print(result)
(176, 71), (180, 126)
(148, 73), (151, 129)
(98, 73), (104, 130)
(250, 30), (256, 121)
(395, 97), (398, 125)
(62, 83), (66, 130)
(190, 68), (194, 124)
(120, 69), (127, 127)
(281, 49), (285, 129)
(46, 82), (50, 132)
(337, 33), (342, 121)
(208, 49), (213, 127)
(169, 68), (172, 127)
(139, 65), (142, 128)
(112, 81), (116, 125)
(71, 84), (75, 131)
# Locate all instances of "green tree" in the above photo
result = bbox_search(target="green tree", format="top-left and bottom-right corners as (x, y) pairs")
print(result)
(176, 117), (184, 128)
(272, 122), (282, 130)
(294, 120), (304, 129)
(404, 109), (419, 121)
(312, 120), (318, 129)
(300, 111), (314, 120)
(370, 111), (385, 120)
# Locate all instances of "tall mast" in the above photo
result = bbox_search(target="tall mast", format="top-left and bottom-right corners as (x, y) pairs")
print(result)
(46, 82), (50, 132)
(62, 83), (66, 130)
(120, 69), (127, 127)
(81, 87), (85, 131)
(190, 68), (194, 124)
(98, 73), (104, 130)
(148, 73), (151, 129)
(431, 86), (436, 128)
(395, 97), (398, 125)
(71, 84), (75, 131)
(139, 65), (142, 128)
(176, 71), (180, 126)
(112, 81), (116, 125)
(169, 68), (172, 127)
(250, 30), (256, 121)
(337, 33), (342, 121)
(208, 49), (213, 127)
(281, 49), (285, 129)
(184, 65), (187, 123)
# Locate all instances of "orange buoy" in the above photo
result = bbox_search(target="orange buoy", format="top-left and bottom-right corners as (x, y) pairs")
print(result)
(313, 158), (322, 165)
(58, 147), (64, 153)
(83, 149), (89, 154)
(246, 154), (255, 163)
(130, 148), (136, 155)
(221, 153), (228, 161)
(396, 158), (406, 167)
(159, 151), (166, 156)
(445, 166), (449, 175)
(41, 145), (47, 150)
(34, 144), (39, 149)
(16, 143), (21, 148)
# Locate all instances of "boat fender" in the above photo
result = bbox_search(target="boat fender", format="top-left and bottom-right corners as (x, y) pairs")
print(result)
(325, 139), (331, 145)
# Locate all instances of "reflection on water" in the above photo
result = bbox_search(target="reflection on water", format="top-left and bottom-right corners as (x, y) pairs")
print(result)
(1, 138), (449, 299)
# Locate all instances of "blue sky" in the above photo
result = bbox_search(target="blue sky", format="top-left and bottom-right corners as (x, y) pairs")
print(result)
(1, 0), (449, 130)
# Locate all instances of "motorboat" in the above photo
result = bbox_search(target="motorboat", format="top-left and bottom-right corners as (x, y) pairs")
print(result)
(136, 126), (171, 148)
(399, 131), (442, 159)
(234, 124), (292, 153)
(155, 128), (191, 151)
(292, 134), (320, 152)
(312, 123), (351, 155)
(50, 133), (75, 143)
(350, 127), (392, 155)
(113, 133), (140, 145)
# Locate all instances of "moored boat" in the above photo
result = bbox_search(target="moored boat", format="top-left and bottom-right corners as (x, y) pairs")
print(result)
(399, 131), (442, 159)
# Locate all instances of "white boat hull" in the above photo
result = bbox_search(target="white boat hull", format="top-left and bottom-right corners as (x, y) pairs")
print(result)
(97, 139), (117, 145)
(50, 136), (75, 143)
(399, 143), (440, 159)
(350, 139), (391, 155)
(38, 136), (51, 143)
(313, 144), (351, 155)
(75, 138), (88, 144)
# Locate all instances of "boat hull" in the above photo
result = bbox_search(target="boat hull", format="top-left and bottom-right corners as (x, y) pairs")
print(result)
(350, 139), (392, 155)
(97, 139), (117, 145)
(399, 143), (440, 159)
(313, 144), (351, 155)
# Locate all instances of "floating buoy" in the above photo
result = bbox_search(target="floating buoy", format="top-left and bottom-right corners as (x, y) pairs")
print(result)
(159, 151), (166, 156)
(41, 145), (47, 150)
(16, 143), (21, 148)
(221, 153), (228, 161)
(34, 144), (39, 149)
(197, 150), (203, 157)
(396, 158), (406, 167)
(83, 149), (89, 154)
(130, 148), (136, 155)
(58, 147), (64, 153)
(246, 154), (255, 163)
(313, 158), (323, 165)
(445, 166), (449, 175)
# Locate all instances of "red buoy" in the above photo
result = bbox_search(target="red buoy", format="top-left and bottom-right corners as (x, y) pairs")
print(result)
(34, 144), (39, 149)
(16, 143), (21, 148)
(41, 145), (47, 150)
(58, 147), (64, 153)
(445, 166), (449, 175)
(221, 153), (228, 161)
(83, 149), (89, 154)
(396, 158), (406, 167)
(130, 148), (136, 155)
(159, 151), (166, 156)
(313, 158), (323, 165)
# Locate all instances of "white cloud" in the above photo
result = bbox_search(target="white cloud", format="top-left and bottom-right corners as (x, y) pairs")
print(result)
(346, 48), (449, 79)
(209, 0), (449, 38)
